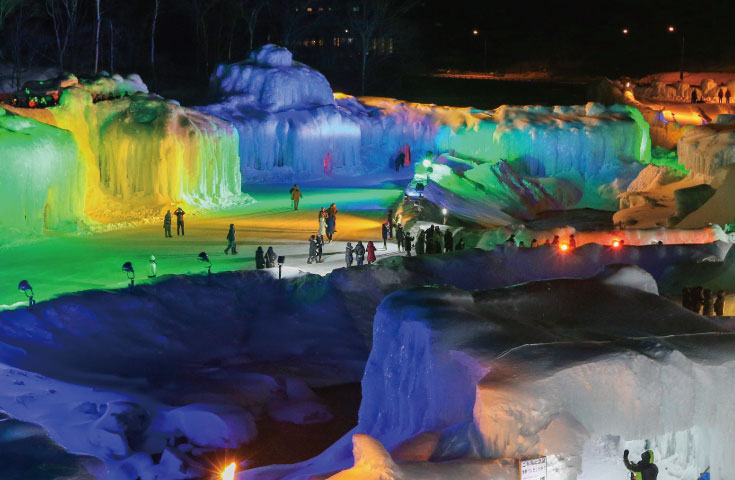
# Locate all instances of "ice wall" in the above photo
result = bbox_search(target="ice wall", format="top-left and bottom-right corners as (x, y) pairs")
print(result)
(678, 121), (735, 180)
(0, 108), (85, 238)
(6, 81), (242, 222)
(331, 276), (734, 480)
(200, 45), (361, 182)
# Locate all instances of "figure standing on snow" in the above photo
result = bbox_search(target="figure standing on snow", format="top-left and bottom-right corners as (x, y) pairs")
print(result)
(387, 209), (394, 238)
(718, 89), (724, 103)
(366, 241), (377, 264)
(265, 247), (277, 268)
(224, 224), (237, 255)
(290, 185), (302, 210)
(163, 210), (172, 238)
(531, 238), (538, 247)
(715, 290), (726, 316)
(345, 242), (354, 267)
(727, 89), (732, 104)
(315, 234), (324, 263)
(404, 232), (413, 256)
(354, 241), (366, 265)
(691, 90), (698, 103)
(381, 222), (390, 249)
(395, 224), (405, 252)
(444, 228), (453, 252)
(318, 208), (327, 237)
(174, 207), (186, 236)
(425, 228), (434, 254)
(307, 235), (318, 264)
(326, 203), (338, 242)
(623, 449), (658, 480)
(703, 289), (715, 315)
(569, 234), (576, 249)
(416, 230), (426, 255)
(551, 235), (560, 247)
(395, 152), (405, 172)
(255, 246), (265, 269)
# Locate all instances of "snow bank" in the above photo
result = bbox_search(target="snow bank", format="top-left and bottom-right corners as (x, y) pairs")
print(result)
(245, 275), (732, 480)
(0, 108), (86, 239)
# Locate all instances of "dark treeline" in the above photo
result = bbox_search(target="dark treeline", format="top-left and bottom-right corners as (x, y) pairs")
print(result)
(2, 0), (735, 99)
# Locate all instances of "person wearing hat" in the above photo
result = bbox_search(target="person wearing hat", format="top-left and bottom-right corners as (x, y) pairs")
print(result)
(623, 449), (658, 480)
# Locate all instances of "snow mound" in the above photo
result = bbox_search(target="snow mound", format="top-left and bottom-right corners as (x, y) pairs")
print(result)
(156, 404), (256, 448)
(594, 264), (659, 295)
(209, 44), (335, 112)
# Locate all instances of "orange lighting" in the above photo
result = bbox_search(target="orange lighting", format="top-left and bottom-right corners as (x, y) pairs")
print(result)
(221, 462), (237, 480)
(560, 244), (569, 252)
(612, 240), (621, 248)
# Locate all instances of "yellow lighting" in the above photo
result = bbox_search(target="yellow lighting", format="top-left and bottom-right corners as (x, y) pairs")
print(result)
(560, 244), (569, 252)
(612, 240), (621, 248)
(221, 462), (237, 480)
(622, 28), (628, 34)
(668, 26), (675, 32)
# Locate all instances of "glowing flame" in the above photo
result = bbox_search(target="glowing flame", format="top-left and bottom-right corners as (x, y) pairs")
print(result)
(221, 463), (237, 480)
(559, 243), (569, 252)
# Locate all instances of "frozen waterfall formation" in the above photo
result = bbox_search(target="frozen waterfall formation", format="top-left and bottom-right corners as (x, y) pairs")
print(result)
(2, 73), (242, 236)
(202, 45), (653, 205)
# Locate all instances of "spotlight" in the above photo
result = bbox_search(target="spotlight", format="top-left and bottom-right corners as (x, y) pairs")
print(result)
(559, 243), (569, 252)
(221, 462), (237, 480)
(18, 280), (35, 307)
(122, 262), (135, 288)
(422, 158), (432, 168)
(442, 208), (448, 225)
(278, 255), (285, 279)
(198, 251), (212, 275)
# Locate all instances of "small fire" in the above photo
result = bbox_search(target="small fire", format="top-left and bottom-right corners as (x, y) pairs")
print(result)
(559, 243), (569, 252)
(221, 462), (237, 480)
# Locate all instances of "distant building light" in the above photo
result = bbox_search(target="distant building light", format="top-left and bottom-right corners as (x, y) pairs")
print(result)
(622, 28), (629, 34)
(668, 25), (675, 32)
(472, 29), (479, 35)
(307, 7), (312, 12)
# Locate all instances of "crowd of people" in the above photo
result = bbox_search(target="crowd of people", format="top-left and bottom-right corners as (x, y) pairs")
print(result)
(682, 286), (726, 316)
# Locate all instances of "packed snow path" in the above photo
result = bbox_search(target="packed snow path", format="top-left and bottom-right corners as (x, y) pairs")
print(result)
(0, 179), (407, 309)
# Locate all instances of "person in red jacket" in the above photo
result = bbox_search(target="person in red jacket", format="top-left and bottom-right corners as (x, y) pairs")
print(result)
(366, 241), (377, 264)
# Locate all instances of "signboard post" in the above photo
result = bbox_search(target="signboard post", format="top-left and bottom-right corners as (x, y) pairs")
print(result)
(519, 456), (547, 480)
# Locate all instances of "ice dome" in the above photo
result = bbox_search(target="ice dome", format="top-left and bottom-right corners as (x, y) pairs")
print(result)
(208, 44), (335, 112)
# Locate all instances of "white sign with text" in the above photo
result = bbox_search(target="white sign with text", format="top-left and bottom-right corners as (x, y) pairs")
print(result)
(520, 456), (547, 480)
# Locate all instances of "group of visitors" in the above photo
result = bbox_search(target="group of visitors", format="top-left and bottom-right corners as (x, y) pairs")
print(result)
(318, 203), (339, 242)
(163, 207), (186, 238)
(415, 225), (464, 255)
(691, 88), (732, 104)
(344, 241), (377, 266)
(254, 246), (278, 269)
(682, 286), (726, 316)
(503, 234), (579, 249)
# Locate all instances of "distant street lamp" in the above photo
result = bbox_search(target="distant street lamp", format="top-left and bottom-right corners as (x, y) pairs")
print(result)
(622, 28), (629, 35)
(668, 25), (685, 80)
(472, 29), (488, 72)
(18, 280), (35, 307)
